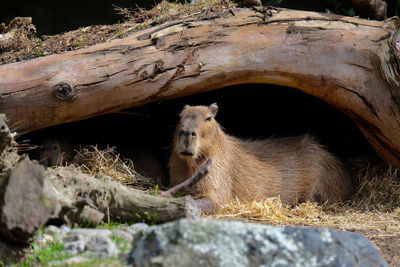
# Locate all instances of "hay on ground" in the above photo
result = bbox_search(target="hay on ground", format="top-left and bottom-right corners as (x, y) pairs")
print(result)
(215, 160), (400, 235)
(73, 145), (158, 190)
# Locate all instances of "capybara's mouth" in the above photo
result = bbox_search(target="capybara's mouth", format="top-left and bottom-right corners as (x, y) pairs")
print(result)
(180, 151), (194, 157)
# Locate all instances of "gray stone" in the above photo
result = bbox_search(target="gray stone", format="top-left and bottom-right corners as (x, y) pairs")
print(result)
(63, 240), (86, 255)
(85, 234), (119, 258)
(112, 230), (134, 243)
(62, 227), (121, 257)
(37, 233), (54, 248)
(60, 225), (71, 233)
(130, 223), (149, 232)
(65, 228), (112, 243)
(0, 158), (61, 243)
(127, 218), (388, 267)
(63, 228), (115, 256)
(45, 225), (62, 236)
(49, 256), (90, 266)
(118, 223), (149, 245)
(45, 225), (70, 243)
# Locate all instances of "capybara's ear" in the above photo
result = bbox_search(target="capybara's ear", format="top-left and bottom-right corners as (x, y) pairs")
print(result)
(183, 104), (190, 110)
(209, 103), (218, 117)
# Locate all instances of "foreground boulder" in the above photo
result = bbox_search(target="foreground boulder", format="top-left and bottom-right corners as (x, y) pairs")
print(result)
(127, 218), (387, 267)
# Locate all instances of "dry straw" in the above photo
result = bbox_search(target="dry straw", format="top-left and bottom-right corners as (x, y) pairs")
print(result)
(215, 159), (400, 235)
(73, 145), (158, 190)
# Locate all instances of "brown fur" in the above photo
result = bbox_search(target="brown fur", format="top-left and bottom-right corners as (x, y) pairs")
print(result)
(169, 104), (353, 212)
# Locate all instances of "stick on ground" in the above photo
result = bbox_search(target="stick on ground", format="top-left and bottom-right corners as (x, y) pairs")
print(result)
(159, 159), (211, 198)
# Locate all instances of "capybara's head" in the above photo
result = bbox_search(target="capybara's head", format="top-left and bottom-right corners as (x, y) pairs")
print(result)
(174, 103), (219, 159)
(39, 137), (62, 167)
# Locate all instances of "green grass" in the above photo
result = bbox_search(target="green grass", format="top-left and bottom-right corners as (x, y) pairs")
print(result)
(18, 239), (70, 267)
(154, 184), (159, 196)
(96, 221), (127, 230)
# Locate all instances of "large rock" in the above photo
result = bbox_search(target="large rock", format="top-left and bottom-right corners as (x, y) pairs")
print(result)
(0, 158), (60, 243)
(127, 218), (387, 267)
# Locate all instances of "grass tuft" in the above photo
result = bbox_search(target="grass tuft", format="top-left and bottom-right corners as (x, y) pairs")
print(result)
(20, 239), (69, 267)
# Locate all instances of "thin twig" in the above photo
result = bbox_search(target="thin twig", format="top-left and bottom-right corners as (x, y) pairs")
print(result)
(160, 159), (211, 197)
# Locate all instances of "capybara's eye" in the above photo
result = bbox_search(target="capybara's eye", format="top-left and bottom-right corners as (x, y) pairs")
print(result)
(205, 117), (211, 122)
(191, 132), (197, 137)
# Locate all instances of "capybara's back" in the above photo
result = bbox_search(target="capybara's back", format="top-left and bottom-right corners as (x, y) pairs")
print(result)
(240, 135), (353, 204)
(169, 103), (353, 212)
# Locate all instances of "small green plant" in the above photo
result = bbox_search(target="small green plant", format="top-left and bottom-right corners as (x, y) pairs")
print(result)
(133, 23), (149, 32)
(116, 29), (128, 38)
(152, 209), (160, 222)
(154, 184), (159, 196)
(176, 191), (186, 197)
(34, 49), (45, 57)
(72, 39), (87, 48)
(97, 221), (125, 230)
(135, 211), (158, 225)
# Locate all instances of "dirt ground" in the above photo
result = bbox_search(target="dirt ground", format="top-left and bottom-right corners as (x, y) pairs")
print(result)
(361, 230), (400, 266)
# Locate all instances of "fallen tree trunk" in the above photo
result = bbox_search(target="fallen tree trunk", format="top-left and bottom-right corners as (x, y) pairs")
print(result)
(47, 166), (201, 225)
(1, 8), (400, 167)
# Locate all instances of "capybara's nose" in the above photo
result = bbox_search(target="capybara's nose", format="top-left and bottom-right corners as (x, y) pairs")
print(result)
(179, 130), (197, 137)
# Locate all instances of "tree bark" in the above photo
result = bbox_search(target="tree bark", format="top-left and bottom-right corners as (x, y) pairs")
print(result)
(1, 8), (400, 167)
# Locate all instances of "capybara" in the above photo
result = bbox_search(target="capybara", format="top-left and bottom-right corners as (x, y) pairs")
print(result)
(169, 103), (353, 213)
(39, 136), (73, 167)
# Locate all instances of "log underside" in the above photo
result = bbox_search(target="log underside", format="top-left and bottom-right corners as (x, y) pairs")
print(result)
(1, 7), (400, 167)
